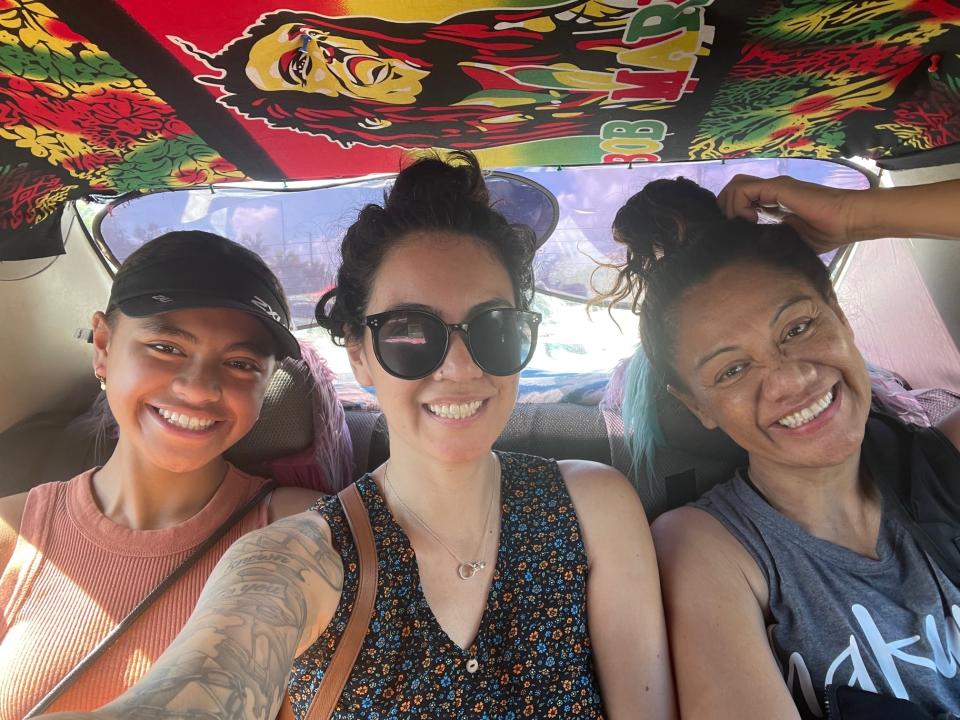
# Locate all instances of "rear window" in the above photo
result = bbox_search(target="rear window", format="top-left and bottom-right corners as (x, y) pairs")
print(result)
(80, 158), (870, 398)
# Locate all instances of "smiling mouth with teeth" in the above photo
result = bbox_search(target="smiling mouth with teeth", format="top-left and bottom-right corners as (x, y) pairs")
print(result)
(155, 406), (217, 432)
(427, 400), (483, 420)
(776, 388), (835, 429)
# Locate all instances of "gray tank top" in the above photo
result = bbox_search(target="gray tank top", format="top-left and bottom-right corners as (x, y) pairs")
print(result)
(696, 472), (960, 719)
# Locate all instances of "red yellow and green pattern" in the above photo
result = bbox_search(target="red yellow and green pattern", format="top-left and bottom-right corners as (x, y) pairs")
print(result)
(1, 0), (958, 258)
(692, 0), (960, 159)
(0, 0), (244, 256)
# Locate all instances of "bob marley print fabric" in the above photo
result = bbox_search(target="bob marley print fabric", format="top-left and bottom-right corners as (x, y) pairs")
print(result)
(1, 0), (958, 257)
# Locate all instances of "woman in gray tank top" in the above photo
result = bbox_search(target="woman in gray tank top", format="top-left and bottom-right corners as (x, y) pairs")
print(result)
(599, 175), (960, 719)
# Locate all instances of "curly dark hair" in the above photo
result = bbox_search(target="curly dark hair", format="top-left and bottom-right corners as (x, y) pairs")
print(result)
(598, 177), (834, 391)
(316, 151), (536, 345)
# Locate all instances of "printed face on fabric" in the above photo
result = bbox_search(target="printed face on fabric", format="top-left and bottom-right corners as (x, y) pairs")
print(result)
(346, 232), (522, 466)
(173, 3), (696, 151)
(670, 261), (873, 471)
(246, 23), (429, 102)
(93, 307), (277, 475)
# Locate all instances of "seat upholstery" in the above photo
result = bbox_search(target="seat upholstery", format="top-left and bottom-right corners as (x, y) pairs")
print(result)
(28, 372), (952, 522)
(1, 389), (616, 500)
(344, 402), (615, 477)
(5, 356), (955, 516)
(1, 374), (736, 519)
(626, 386), (960, 519)
(0, 357), (335, 497)
(649, 391), (747, 518)
(0, 405), (106, 497)
(603, 390), (746, 519)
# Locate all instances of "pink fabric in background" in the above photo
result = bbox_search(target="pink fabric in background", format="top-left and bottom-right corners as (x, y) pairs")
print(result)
(836, 238), (960, 393)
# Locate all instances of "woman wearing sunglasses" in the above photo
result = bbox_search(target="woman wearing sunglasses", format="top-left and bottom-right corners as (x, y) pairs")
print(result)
(39, 152), (675, 720)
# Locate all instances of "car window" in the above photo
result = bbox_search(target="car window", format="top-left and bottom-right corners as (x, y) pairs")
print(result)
(80, 157), (870, 386)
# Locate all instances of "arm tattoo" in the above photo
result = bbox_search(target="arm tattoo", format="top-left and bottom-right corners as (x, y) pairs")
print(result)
(41, 516), (342, 720)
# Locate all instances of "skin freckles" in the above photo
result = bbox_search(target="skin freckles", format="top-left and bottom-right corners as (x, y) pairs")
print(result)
(669, 261), (872, 472)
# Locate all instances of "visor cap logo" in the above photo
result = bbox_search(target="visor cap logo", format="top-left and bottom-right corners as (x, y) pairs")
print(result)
(251, 296), (283, 324)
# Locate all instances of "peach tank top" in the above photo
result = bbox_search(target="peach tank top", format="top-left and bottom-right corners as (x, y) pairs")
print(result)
(0, 465), (271, 719)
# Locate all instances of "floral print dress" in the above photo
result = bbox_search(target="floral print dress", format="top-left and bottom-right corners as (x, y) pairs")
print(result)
(286, 452), (605, 719)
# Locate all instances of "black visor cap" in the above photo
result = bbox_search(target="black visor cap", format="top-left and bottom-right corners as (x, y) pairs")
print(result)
(108, 250), (301, 361)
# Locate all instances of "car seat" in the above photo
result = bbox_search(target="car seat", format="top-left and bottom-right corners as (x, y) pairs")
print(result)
(0, 354), (352, 496)
(611, 382), (960, 520)
(345, 401), (616, 482)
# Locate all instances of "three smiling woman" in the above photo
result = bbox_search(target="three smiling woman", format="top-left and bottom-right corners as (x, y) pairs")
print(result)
(13, 157), (960, 719)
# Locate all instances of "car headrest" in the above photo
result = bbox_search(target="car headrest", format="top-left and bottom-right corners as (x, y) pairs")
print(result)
(344, 402), (614, 479)
(0, 353), (353, 496)
(645, 382), (960, 518)
(601, 386), (746, 519)
(226, 357), (315, 468)
(226, 352), (353, 493)
(636, 389), (746, 519)
(656, 389), (745, 460)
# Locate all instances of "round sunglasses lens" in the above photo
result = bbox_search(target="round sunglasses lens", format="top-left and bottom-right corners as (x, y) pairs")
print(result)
(469, 310), (534, 375)
(376, 312), (447, 378)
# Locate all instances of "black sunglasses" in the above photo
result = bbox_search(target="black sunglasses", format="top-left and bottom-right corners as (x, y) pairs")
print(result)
(363, 307), (541, 380)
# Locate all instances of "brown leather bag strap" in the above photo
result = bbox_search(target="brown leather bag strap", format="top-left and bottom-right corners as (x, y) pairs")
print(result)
(299, 482), (378, 720)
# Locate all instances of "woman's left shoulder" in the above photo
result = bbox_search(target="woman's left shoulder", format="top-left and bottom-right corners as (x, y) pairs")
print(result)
(557, 458), (629, 480)
(556, 459), (647, 525)
(498, 453), (644, 520)
(268, 486), (325, 522)
(555, 461), (656, 575)
(558, 458), (636, 493)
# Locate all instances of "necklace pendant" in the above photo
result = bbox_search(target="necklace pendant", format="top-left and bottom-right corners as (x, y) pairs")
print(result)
(458, 561), (486, 580)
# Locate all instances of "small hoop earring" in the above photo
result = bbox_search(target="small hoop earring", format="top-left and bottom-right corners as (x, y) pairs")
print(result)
(95, 371), (106, 391)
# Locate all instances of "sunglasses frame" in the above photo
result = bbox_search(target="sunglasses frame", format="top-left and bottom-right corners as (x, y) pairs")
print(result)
(363, 307), (542, 380)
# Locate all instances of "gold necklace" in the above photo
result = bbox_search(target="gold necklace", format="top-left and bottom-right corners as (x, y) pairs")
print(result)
(384, 457), (500, 580)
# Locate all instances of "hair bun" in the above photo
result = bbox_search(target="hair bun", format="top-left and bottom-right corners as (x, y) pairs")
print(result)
(614, 177), (722, 277)
(386, 151), (489, 213)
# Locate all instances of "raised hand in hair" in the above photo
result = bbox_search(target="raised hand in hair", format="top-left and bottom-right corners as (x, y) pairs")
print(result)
(718, 174), (960, 252)
(716, 174), (859, 254)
